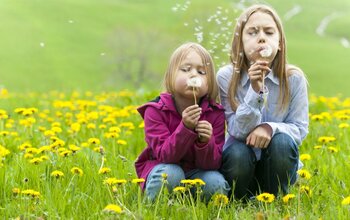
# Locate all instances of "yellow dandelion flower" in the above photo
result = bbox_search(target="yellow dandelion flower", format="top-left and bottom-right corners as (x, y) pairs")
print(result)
(99, 124), (107, 129)
(109, 126), (121, 133)
(0, 131), (10, 137)
(300, 185), (312, 197)
(311, 114), (324, 121)
(341, 196), (350, 205)
(70, 123), (81, 132)
(68, 144), (80, 152)
(59, 150), (72, 157)
(51, 170), (64, 178)
(282, 194), (296, 204)
(117, 139), (127, 145)
(44, 130), (55, 137)
(161, 173), (168, 180)
(29, 157), (43, 165)
(181, 179), (195, 185)
(40, 155), (49, 161)
(318, 136), (336, 144)
(71, 167), (84, 176)
(88, 138), (100, 145)
(314, 145), (322, 150)
(24, 153), (34, 159)
(18, 143), (32, 151)
(103, 204), (122, 214)
(103, 178), (127, 186)
(99, 167), (111, 174)
(0, 109), (9, 119)
(213, 194), (229, 206)
(192, 178), (206, 186)
(328, 146), (339, 153)
(256, 193), (275, 203)
(173, 186), (186, 193)
(12, 188), (21, 195)
(339, 123), (349, 129)
(300, 154), (311, 161)
(297, 169), (312, 180)
(131, 178), (145, 184)
(21, 189), (41, 198)
(0, 145), (10, 157)
(87, 123), (96, 129)
(138, 121), (144, 128)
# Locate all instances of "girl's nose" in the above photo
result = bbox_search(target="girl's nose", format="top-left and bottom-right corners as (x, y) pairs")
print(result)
(258, 32), (266, 43)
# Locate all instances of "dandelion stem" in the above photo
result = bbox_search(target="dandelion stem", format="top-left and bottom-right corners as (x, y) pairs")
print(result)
(193, 87), (197, 105)
(216, 202), (223, 219)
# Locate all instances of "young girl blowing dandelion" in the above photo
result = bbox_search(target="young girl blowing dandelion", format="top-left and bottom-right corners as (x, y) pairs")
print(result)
(135, 42), (230, 202)
(217, 4), (309, 200)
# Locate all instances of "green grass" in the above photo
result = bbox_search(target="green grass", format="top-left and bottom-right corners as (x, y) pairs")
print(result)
(1, 91), (350, 219)
(0, 0), (349, 95)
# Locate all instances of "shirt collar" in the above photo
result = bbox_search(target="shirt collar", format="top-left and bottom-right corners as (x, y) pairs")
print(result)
(240, 70), (279, 86)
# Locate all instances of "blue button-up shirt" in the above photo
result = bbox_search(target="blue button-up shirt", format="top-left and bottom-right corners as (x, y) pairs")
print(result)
(217, 64), (309, 160)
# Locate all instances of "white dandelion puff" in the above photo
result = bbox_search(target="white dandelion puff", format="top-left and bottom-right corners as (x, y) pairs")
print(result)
(187, 77), (202, 88)
(40, 42), (45, 47)
(259, 45), (272, 58)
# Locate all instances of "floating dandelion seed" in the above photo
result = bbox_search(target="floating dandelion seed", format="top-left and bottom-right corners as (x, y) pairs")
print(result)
(40, 42), (45, 47)
(68, 20), (74, 23)
(184, 22), (189, 26)
(100, 53), (105, 56)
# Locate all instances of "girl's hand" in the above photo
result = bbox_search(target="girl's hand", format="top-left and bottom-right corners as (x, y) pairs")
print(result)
(195, 120), (212, 143)
(246, 124), (272, 148)
(248, 61), (271, 93)
(182, 105), (201, 130)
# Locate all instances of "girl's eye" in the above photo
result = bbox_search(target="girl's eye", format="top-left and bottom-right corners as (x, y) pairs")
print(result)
(198, 70), (206, 75)
(180, 67), (190, 72)
(248, 31), (257, 36)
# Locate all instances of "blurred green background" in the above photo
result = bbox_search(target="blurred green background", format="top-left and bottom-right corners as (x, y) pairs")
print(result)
(0, 0), (349, 95)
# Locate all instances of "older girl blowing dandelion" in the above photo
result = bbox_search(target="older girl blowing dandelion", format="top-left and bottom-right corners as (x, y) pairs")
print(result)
(217, 4), (309, 200)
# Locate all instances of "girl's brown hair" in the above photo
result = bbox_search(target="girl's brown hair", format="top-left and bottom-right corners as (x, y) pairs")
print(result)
(163, 42), (218, 101)
(228, 4), (299, 112)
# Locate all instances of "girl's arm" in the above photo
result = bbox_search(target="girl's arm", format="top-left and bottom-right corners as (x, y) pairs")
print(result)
(217, 65), (264, 140)
(193, 112), (225, 170)
(143, 106), (198, 164)
(264, 73), (309, 145)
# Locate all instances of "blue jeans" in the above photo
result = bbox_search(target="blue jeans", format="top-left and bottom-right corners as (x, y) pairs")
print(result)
(220, 133), (299, 200)
(145, 164), (230, 202)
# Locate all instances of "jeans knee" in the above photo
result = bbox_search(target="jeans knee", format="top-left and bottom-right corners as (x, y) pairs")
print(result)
(145, 164), (185, 200)
(268, 133), (298, 163)
(200, 171), (230, 201)
(221, 144), (255, 177)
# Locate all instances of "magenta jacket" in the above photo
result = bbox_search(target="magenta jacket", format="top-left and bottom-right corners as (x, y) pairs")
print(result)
(135, 93), (225, 188)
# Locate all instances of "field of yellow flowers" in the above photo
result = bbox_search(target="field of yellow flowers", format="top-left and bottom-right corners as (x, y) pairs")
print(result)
(1, 89), (350, 219)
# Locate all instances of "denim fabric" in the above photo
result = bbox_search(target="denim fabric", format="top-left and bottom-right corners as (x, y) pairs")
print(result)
(220, 133), (299, 200)
(145, 163), (230, 202)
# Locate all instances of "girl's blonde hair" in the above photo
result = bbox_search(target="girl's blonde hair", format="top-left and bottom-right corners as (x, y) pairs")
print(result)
(228, 4), (300, 112)
(163, 42), (218, 101)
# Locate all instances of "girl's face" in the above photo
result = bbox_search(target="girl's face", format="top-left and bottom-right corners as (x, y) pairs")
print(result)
(242, 11), (280, 64)
(174, 50), (208, 101)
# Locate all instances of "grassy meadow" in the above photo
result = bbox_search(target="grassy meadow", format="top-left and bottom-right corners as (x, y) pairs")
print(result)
(1, 91), (350, 219)
(1, 0), (350, 219)
(0, 0), (349, 94)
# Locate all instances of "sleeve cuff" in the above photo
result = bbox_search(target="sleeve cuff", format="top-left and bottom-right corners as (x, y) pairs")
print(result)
(244, 85), (267, 110)
(264, 122), (277, 137)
